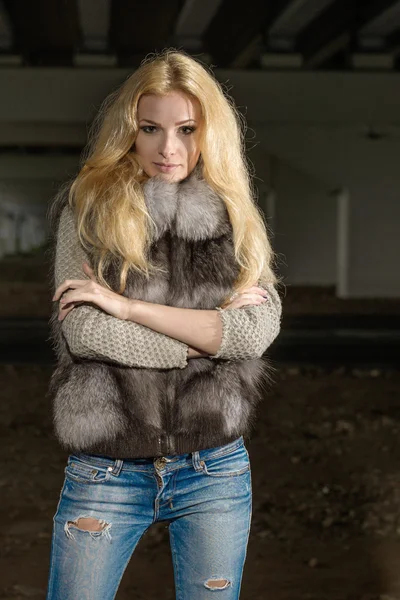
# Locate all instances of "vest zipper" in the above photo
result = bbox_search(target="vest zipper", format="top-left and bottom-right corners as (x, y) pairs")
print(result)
(158, 373), (171, 456)
(164, 372), (171, 454)
(163, 231), (173, 456)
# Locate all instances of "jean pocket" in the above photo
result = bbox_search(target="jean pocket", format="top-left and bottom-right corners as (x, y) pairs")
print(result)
(201, 444), (250, 477)
(65, 455), (111, 484)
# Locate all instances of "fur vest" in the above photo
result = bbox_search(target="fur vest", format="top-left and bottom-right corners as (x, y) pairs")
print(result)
(48, 169), (271, 458)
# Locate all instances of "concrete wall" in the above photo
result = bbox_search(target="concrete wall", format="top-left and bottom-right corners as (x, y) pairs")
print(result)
(249, 146), (336, 285)
(271, 158), (336, 285)
(348, 184), (400, 298)
(0, 68), (399, 296)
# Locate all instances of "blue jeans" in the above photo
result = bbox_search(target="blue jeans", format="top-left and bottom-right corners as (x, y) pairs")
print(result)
(46, 436), (252, 599)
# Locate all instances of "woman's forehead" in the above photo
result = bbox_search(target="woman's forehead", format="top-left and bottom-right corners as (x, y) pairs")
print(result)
(137, 92), (201, 122)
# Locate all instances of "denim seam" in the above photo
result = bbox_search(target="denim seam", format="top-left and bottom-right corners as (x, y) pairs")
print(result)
(202, 464), (250, 478)
(46, 522), (57, 598)
(45, 477), (69, 600)
(198, 437), (245, 461)
(159, 471), (178, 509)
(69, 456), (158, 477)
(153, 474), (163, 522)
(155, 450), (248, 477)
(67, 462), (109, 475)
(169, 526), (183, 600)
(68, 437), (245, 475)
(236, 468), (253, 595)
(64, 468), (111, 485)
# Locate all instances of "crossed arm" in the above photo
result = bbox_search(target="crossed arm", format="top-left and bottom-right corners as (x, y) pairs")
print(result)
(53, 205), (282, 369)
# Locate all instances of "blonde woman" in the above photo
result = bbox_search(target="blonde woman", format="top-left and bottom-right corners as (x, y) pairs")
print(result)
(45, 49), (282, 599)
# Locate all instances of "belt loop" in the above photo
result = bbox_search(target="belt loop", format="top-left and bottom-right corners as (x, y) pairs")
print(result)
(110, 458), (123, 476)
(191, 451), (203, 472)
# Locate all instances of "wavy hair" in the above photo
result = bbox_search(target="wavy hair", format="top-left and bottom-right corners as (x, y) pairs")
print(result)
(50, 49), (279, 301)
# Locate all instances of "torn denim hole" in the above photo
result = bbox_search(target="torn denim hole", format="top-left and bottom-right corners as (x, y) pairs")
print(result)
(204, 578), (231, 591)
(64, 516), (112, 542)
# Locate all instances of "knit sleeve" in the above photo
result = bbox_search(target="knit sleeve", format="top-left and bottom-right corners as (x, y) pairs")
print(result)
(210, 282), (282, 361)
(54, 205), (189, 369)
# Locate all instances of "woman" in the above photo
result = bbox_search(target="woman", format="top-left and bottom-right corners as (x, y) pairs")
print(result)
(46, 49), (282, 599)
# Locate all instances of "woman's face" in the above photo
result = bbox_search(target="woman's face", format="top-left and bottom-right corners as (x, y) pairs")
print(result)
(135, 91), (202, 182)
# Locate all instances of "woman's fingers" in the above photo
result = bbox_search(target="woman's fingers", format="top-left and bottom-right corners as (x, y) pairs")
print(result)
(224, 292), (268, 310)
(236, 293), (268, 306)
(59, 290), (93, 304)
(241, 285), (269, 296)
(56, 280), (132, 321)
(53, 279), (90, 301)
(58, 300), (89, 321)
(53, 264), (97, 301)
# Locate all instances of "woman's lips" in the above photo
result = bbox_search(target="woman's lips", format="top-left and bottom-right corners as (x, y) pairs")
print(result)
(154, 163), (180, 173)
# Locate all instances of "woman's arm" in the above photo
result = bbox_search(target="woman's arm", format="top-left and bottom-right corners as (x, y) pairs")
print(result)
(53, 205), (190, 369)
(210, 282), (282, 360)
(55, 205), (282, 363)
(126, 301), (222, 356)
(126, 281), (282, 360)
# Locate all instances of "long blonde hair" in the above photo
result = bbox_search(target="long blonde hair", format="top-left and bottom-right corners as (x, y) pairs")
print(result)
(57, 49), (279, 298)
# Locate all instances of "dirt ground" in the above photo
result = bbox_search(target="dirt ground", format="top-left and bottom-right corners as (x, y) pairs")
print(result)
(1, 257), (400, 598)
(1, 362), (400, 599)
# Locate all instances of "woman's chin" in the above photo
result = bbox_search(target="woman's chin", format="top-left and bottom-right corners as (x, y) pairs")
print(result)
(157, 171), (187, 183)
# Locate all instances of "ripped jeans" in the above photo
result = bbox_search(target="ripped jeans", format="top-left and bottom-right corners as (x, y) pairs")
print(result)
(45, 436), (252, 600)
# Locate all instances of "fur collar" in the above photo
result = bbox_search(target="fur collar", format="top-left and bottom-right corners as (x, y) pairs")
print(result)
(142, 165), (232, 242)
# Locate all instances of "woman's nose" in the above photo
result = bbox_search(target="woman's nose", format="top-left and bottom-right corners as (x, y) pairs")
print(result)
(159, 134), (176, 158)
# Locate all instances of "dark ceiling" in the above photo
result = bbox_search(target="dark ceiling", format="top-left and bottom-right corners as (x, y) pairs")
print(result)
(1, 0), (400, 70)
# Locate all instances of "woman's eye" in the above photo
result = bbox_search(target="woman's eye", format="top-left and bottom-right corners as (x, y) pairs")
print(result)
(141, 126), (157, 134)
(180, 126), (196, 135)
(140, 125), (196, 135)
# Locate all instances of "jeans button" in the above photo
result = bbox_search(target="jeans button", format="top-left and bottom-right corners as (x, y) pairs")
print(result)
(154, 457), (167, 470)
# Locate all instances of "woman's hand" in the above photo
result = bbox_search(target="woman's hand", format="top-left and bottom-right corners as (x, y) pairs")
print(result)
(53, 262), (132, 322)
(221, 284), (269, 310)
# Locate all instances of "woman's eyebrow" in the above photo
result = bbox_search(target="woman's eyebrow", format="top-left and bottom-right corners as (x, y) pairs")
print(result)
(139, 118), (197, 126)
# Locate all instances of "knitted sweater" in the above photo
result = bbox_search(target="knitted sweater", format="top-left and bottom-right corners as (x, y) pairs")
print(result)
(54, 205), (282, 369)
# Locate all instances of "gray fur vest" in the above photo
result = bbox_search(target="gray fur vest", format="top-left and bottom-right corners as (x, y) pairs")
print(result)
(47, 169), (270, 458)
